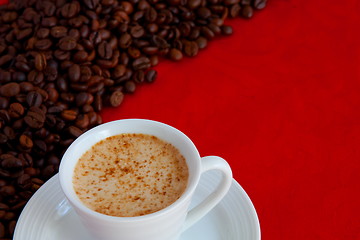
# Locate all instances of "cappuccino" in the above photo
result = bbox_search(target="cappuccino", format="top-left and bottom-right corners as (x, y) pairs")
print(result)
(73, 133), (189, 217)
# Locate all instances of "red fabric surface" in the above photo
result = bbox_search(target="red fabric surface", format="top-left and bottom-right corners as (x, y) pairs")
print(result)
(1, 0), (359, 239)
(102, 1), (360, 239)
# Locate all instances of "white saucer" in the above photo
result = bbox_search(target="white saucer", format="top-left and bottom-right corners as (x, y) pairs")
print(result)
(14, 171), (260, 240)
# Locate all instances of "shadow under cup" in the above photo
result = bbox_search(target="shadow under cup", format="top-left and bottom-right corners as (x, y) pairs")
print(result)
(59, 119), (202, 240)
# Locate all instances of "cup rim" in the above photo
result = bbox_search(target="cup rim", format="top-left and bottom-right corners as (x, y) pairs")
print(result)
(59, 118), (201, 222)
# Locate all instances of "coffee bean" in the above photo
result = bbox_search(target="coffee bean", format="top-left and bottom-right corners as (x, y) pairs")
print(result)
(107, 91), (123, 107)
(68, 64), (81, 82)
(187, 0), (202, 9)
(34, 39), (52, 51)
(124, 80), (136, 93)
(43, 1), (56, 16)
(26, 91), (43, 107)
(183, 41), (199, 57)
(0, 83), (20, 97)
(0, 222), (5, 238)
(59, 36), (77, 51)
(16, 28), (32, 40)
(35, 53), (47, 72)
(68, 126), (83, 138)
(98, 41), (113, 60)
(130, 25), (145, 38)
(24, 107), (45, 129)
(221, 25), (233, 35)
(253, 0), (267, 9)
(8, 103), (24, 119)
(75, 114), (90, 129)
(61, 109), (77, 121)
(19, 135), (33, 149)
(41, 17), (57, 27)
(145, 69), (157, 83)
(169, 48), (183, 61)
(119, 33), (132, 49)
(132, 57), (151, 70)
(1, 156), (23, 169)
(83, 0), (100, 10)
(50, 26), (68, 38)
(241, 5), (253, 18)
(149, 55), (159, 66)
(0, 55), (13, 67)
(0, 97), (9, 109)
(37, 28), (50, 39)
(61, 2), (79, 19)
(196, 37), (208, 49)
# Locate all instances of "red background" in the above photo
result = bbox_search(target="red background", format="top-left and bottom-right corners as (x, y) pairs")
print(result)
(2, 0), (360, 239)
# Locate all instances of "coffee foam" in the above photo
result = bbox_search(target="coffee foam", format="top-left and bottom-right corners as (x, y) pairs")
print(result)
(73, 133), (189, 217)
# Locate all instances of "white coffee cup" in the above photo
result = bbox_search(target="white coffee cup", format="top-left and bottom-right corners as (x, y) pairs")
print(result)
(59, 119), (232, 240)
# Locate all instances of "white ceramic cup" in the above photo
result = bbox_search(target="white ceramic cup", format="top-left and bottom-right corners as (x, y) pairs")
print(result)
(59, 119), (233, 240)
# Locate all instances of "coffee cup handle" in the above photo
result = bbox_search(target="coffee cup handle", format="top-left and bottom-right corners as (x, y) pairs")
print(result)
(183, 156), (233, 231)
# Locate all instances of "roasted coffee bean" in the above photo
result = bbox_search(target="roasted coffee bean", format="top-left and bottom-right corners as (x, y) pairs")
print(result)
(41, 17), (57, 27)
(132, 57), (151, 70)
(73, 51), (89, 63)
(241, 0), (251, 4)
(97, 41), (113, 59)
(17, 174), (32, 189)
(0, 222), (4, 238)
(75, 92), (91, 106)
(68, 126), (83, 138)
(149, 55), (159, 66)
(0, 97), (9, 109)
(0, 70), (12, 83)
(24, 107), (45, 129)
(61, 109), (77, 121)
(196, 37), (208, 49)
(68, 64), (81, 82)
(15, 61), (30, 72)
(187, 0), (202, 9)
(36, 28), (50, 39)
(43, 1), (56, 16)
(61, 2), (79, 19)
(109, 91), (124, 107)
(51, 26), (68, 38)
(241, 4), (253, 18)
(0, 55), (12, 67)
(12, 72), (26, 82)
(169, 48), (183, 61)
(124, 80), (136, 93)
(130, 25), (145, 38)
(0, 82), (20, 97)
(8, 103), (24, 119)
(75, 114), (90, 129)
(145, 69), (157, 83)
(183, 41), (199, 57)
(16, 28), (32, 40)
(119, 33), (132, 49)
(253, 0), (267, 9)
(83, 0), (100, 9)
(221, 25), (233, 35)
(112, 65), (126, 79)
(59, 36), (77, 51)
(34, 39), (52, 51)
(145, 8), (158, 22)
(19, 134), (33, 149)
(133, 70), (145, 83)
(26, 91), (43, 107)
(34, 53), (47, 72)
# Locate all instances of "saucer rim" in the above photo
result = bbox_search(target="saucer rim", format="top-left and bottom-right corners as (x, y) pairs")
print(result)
(14, 173), (261, 240)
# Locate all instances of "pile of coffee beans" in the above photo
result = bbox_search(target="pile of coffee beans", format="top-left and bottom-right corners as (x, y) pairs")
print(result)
(0, 0), (266, 238)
